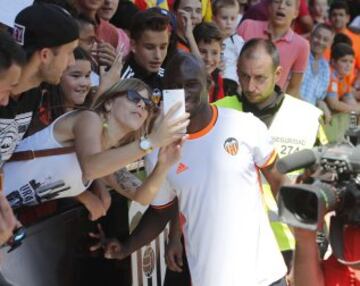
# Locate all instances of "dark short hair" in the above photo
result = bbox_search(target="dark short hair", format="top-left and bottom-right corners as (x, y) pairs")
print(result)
(0, 30), (26, 73)
(130, 10), (170, 41)
(73, 46), (92, 62)
(110, 1), (139, 32)
(332, 33), (353, 48)
(212, 0), (239, 15)
(312, 23), (334, 36)
(331, 43), (354, 60)
(238, 38), (280, 69)
(329, 1), (350, 15)
(193, 22), (224, 45)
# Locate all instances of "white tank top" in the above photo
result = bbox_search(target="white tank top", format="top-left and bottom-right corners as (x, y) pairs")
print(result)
(3, 111), (92, 208)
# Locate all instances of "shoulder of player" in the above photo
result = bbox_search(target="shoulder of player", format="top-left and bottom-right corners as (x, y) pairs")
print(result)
(217, 106), (261, 125)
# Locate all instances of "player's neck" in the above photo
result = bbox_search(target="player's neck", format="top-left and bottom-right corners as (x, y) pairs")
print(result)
(187, 104), (213, 134)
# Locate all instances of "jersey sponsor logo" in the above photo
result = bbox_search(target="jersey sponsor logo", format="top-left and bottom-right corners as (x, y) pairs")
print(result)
(176, 162), (188, 174)
(224, 137), (239, 156)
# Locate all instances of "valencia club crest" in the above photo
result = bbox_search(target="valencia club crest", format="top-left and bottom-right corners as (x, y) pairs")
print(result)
(224, 137), (239, 156)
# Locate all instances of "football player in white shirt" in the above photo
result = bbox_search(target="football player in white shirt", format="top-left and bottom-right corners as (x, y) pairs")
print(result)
(93, 53), (290, 286)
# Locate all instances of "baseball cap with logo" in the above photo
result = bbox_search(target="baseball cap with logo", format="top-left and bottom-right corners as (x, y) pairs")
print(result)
(13, 3), (79, 52)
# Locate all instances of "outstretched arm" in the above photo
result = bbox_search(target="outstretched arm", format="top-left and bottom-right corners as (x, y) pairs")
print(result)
(73, 107), (189, 181)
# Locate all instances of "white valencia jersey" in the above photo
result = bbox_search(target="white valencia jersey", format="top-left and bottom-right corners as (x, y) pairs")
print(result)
(146, 106), (286, 286)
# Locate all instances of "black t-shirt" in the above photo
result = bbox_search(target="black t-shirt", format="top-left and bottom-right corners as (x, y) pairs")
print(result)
(0, 88), (42, 166)
(121, 54), (164, 102)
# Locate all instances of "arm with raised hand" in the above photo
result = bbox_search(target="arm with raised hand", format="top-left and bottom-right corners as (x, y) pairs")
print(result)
(73, 106), (189, 181)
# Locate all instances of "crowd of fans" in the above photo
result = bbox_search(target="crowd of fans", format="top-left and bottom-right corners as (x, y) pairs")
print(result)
(0, 0), (360, 285)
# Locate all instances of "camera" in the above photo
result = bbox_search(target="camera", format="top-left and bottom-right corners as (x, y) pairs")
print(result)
(277, 113), (360, 231)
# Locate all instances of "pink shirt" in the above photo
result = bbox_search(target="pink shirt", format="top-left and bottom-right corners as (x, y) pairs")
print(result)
(116, 28), (130, 56)
(237, 20), (310, 90)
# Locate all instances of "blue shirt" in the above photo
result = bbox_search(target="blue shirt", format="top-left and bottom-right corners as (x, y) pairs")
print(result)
(300, 53), (330, 106)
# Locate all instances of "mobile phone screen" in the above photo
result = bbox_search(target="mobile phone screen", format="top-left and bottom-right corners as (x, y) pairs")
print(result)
(162, 89), (186, 119)
(163, 89), (186, 133)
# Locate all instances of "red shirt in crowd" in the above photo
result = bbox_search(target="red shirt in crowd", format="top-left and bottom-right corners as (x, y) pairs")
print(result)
(323, 226), (360, 286)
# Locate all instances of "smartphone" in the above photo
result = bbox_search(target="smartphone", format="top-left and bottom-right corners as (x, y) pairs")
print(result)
(163, 89), (186, 118)
(163, 89), (186, 133)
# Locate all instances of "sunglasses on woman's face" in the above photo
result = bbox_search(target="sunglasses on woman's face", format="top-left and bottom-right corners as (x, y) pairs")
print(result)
(126, 90), (154, 110)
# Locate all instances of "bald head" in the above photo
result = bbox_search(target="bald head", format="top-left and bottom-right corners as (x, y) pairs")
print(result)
(164, 52), (209, 116)
(164, 52), (207, 88)
(238, 38), (280, 71)
(237, 38), (282, 105)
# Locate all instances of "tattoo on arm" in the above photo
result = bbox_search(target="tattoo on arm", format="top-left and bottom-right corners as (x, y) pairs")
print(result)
(114, 168), (142, 193)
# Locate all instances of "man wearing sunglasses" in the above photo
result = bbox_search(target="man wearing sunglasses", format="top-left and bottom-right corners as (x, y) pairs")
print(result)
(94, 53), (290, 286)
(121, 9), (170, 104)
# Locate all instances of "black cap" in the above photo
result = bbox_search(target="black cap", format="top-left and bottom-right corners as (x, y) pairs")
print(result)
(13, 3), (79, 51)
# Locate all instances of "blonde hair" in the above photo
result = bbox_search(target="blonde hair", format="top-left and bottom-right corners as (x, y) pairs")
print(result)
(93, 78), (155, 146)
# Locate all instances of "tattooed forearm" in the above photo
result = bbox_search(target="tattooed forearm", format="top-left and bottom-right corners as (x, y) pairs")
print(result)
(113, 168), (142, 194)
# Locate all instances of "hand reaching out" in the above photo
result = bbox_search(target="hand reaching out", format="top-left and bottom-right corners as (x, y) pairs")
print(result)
(89, 224), (128, 259)
(149, 103), (190, 149)
(96, 41), (117, 68)
(178, 10), (193, 39)
(98, 49), (124, 94)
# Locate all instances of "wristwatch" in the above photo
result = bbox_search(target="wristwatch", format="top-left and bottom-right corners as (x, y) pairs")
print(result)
(139, 136), (154, 154)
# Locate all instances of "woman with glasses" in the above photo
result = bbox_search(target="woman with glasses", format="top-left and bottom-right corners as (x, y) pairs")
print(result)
(3, 78), (189, 219)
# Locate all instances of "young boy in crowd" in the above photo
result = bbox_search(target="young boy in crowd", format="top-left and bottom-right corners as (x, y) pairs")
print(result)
(173, 0), (203, 54)
(193, 22), (225, 102)
(326, 43), (359, 113)
(212, 0), (244, 95)
(121, 9), (170, 102)
(72, 0), (117, 68)
(328, 1), (360, 74)
(309, 0), (329, 25)
(325, 43), (360, 142)
(238, 0), (309, 98)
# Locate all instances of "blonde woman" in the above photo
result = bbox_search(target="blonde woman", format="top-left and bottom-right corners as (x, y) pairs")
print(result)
(4, 78), (189, 219)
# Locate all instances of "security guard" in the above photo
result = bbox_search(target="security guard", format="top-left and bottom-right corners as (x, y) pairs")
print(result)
(215, 38), (327, 270)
